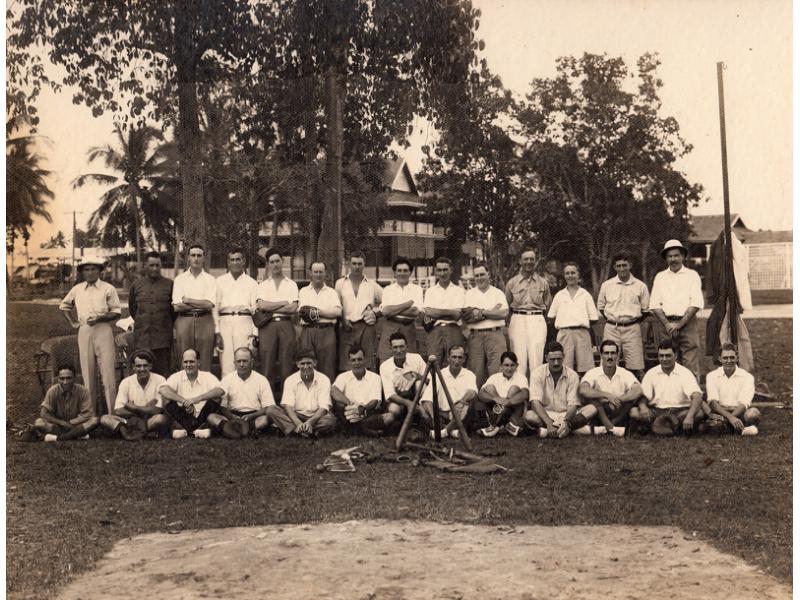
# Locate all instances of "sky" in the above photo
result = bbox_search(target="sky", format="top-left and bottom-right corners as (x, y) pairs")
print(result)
(11, 0), (793, 256)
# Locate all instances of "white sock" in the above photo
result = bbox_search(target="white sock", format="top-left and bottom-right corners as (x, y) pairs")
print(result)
(573, 425), (593, 435)
(741, 425), (759, 436)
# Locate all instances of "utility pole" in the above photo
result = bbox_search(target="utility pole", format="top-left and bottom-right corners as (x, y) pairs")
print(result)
(64, 210), (83, 283)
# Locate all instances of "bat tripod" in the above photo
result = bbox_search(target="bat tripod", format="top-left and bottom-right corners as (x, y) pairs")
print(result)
(395, 355), (473, 452)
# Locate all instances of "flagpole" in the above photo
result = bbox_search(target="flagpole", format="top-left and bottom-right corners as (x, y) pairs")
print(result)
(716, 62), (738, 345)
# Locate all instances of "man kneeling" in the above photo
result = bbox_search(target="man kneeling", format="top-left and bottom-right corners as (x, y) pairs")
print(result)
(100, 349), (170, 439)
(524, 341), (595, 438)
(704, 343), (760, 436)
(476, 351), (529, 437)
(278, 350), (337, 437)
(207, 347), (295, 438)
(331, 345), (383, 435)
(420, 344), (477, 440)
(159, 349), (225, 438)
(29, 364), (99, 442)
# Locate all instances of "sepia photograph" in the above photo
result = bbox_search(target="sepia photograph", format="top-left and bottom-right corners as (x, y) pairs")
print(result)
(5, 0), (792, 598)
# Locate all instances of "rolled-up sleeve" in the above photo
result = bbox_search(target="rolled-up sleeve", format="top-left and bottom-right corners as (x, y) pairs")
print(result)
(688, 271), (704, 310)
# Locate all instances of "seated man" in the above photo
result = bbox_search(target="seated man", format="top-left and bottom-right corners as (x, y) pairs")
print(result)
(705, 343), (760, 435)
(579, 339), (642, 436)
(630, 340), (707, 435)
(376, 332), (428, 434)
(331, 345), (384, 435)
(279, 350), (338, 437)
(159, 348), (225, 438)
(476, 351), (529, 437)
(29, 364), (99, 442)
(207, 347), (295, 438)
(100, 349), (170, 439)
(420, 344), (477, 440)
(525, 341), (595, 438)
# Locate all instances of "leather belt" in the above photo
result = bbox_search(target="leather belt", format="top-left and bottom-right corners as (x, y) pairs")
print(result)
(301, 322), (335, 328)
(219, 311), (252, 317)
(388, 316), (415, 324)
(179, 310), (211, 317)
(271, 316), (292, 322)
(558, 325), (587, 330)
(605, 317), (641, 327)
(471, 326), (503, 332)
(666, 315), (683, 321)
(435, 321), (459, 327)
(512, 309), (543, 315)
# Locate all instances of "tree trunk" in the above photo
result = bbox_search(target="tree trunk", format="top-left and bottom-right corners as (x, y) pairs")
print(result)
(301, 76), (319, 265)
(131, 195), (142, 273)
(318, 66), (345, 281)
(248, 191), (260, 279)
(174, 1), (205, 248)
(173, 223), (181, 278)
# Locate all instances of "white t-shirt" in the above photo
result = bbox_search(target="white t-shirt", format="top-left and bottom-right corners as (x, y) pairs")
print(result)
(220, 370), (275, 411)
(332, 370), (383, 406)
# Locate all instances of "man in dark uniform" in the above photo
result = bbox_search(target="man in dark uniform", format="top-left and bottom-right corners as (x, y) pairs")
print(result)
(129, 251), (174, 375)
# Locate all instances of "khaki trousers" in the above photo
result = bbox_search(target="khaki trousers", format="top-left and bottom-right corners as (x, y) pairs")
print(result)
(78, 322), (118, 415)
(466, 328), (507, 388)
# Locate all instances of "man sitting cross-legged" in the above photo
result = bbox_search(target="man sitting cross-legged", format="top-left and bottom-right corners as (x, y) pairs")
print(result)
(704, 343), (761, 436)
(630, 340), (707, 435)
(375, 332), (428, 434)
(524, 341), (595, 438)
(331, 345), (384, 435)
(100, 349), (170, 439)
(419, 344), (478, 440)
(578, 339), (643, 436)
(159, 349), (225, 438)
(476, 351), (529, 437)
(278, 350), (338, 437)
(206, 347), (295, 438)
(28, 364), (99, 442)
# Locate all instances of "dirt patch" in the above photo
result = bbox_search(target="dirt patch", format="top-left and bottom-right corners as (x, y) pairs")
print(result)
(56, 520), (790, 599)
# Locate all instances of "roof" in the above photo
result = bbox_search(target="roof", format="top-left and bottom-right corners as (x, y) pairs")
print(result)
(383, 190), (425, 208)
(689, 214), (749, 243)
(739, 230), (793, 244)
(381, 157), (419, 195)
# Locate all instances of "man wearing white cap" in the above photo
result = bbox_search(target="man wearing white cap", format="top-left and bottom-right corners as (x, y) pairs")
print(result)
(649, 239), (704, 379)
(59, 257), (121, 414)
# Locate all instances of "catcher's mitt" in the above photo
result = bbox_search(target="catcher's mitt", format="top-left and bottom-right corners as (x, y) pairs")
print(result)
(461, 306), (483, 323)
(344, 403), (366, 423)
(651, 413), (679, 436)
(221, 418), (251, 439)
(252, 309), (273, 329)
(486, 402), (509, 427)
(119, 416), (147, 441)
(394, 371), (420, 399)
(422, 314), (437, 333)
(362, 304), (377, 326)
(298, 305), (320, 323)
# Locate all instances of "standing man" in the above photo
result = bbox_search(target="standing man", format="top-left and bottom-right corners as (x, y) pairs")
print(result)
(376, 257), (424, 362)
(255, 248), (298, 388)
(596, 251), (650, 379)
(505, 248), (552, 378)
(215, 248), (258, 377)
(298, 262), (342, 381)
(579, 340), (642, 435)
(422, 257), (466, 364)
(335, 251), (383, 371)
(99, 349), (170, 438)
(172, 244), (217, 372)
(705, 343), (760, 435)
(129, 251), (174, 376)
(331, 345), (384, 434)
(631, 340), (706, 435)
(419, 344), (478, 439)
(159, 348), (225, 438)
(463, 261), (509, 388)
(59, 257), (121, 414)
(278, 350), (338, 437)
(649, 239), (704, 379)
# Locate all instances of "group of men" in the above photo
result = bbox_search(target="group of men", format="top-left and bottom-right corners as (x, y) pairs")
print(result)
(32, 238), (761, 442)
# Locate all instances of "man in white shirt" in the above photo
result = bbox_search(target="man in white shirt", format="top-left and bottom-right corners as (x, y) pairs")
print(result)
(476, 351), (530, 437)
(547, 262), (599, 374)
(331, 345), (383, 434)
(206, 347), (294, 438)
(215, 248), (258, 377)
(596, 251), (650, 379)
(422, 257), (466, 365)
(335, 251), (383, 371)
(59, 257), (121, 414)
(649, 239), (704, 379)
(100, 349), (170, 438)
(255, 248), (298, 388)
(159, 349), (225, 438)
(378, 332), (428, 433)
(376, 257), (424, 362)
(298, 262), (342, 381)
(420, 344), (477, 439)
(172, 244), (217, 371)
(631, 340), (707, 435)
(579, 340), (642, 435)
(278, 350), (338, 437)
(704, 343), (760, 435)
(463, 261), (509, 388)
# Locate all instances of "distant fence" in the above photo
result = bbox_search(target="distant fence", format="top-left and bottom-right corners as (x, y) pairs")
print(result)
(746, 243), (792, 290)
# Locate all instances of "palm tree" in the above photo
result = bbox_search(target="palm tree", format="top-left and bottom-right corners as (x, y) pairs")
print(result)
(72, 124), (175, 270)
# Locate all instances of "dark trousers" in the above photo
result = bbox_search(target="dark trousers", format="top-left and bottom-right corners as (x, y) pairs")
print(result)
(140, 346), (172, 377)
(258, 320), (296, 387)
(653, 317), (700, 379)
(339, 321), (378, 371)
(378, 319), (418, 363)
(299, 325), (337, 381)
(426, 324), (466, 365)
(174, 314), (215, 371)
(164, 399), (221, 432)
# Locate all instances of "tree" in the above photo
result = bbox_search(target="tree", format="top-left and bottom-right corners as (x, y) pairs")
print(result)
(515, 53), (701, 292)
(7, 115), (54, 240)
(41, 230), (67, 249)
(72, 124), (175, 269)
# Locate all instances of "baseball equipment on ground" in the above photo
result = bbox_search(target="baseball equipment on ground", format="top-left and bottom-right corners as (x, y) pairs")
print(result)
(651, 413), (680, 435)
(119, 416), (147, 441)
(221, 418), (251, 439)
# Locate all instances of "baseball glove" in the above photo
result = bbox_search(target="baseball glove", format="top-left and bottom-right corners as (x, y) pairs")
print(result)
(362, 305), (378, 326)
(221, 418), (251, 439)
(119, 416), (147, 441)
(344, 403), (366, 423)
(651, 413), (679, 436)
(298, 305), (320, 323)
(422, 314), (437, 333)
(394, 371), (419, 399)
(252, 309), (273, 329)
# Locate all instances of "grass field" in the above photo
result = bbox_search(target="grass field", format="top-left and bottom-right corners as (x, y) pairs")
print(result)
(5, 302), (793, 599)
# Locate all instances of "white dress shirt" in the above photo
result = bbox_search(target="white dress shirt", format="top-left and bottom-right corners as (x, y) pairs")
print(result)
(649, 266), (704, 317)
(641, 363), (701, 409)
(705, 366), (754, 409)
(220, 370), (275, 411)
(464, 285), (508, 330)
(281, 371), (332, 416)
(256, 277), (299, 306)
(332, 370), (383, 406)
(298, 284), (341, 324)
(335, 275), (383, 322)
(159, 370), (222, 415)
(172, 270), (217, 307)
(423, 282), (466, 324)
(421, 366), (477, 409)
(380, 282), (424, 315)
(547, 287), (599, 329)
(114, 373), (166, 411)
(60, 280), (122, 325)
(380, 353), (427, 398)
(216, 272), (258, 313)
